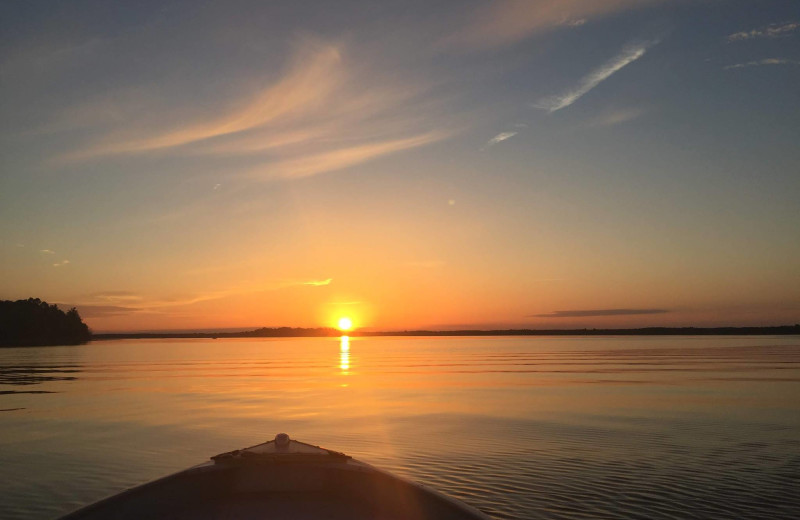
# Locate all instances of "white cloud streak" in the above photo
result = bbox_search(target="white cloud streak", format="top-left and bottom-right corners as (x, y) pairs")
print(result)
(485, 131), (518, 147)
(534, 40), (658, 113)
(727, 22), (800, 42)
(724, 58), (800, 70)
(303, 278), (333, 286)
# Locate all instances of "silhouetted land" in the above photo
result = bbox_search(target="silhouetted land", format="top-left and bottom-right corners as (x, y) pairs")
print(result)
(2, 297), (797, 345)
(0, 298), (91, 347)
(92, 324), (800, 340)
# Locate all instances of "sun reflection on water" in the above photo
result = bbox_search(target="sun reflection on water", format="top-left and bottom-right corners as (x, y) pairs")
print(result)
(339, 335), (350, 374)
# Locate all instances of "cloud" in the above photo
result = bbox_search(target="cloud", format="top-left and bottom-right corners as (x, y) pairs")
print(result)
(252, 131), (448, 179)
(303, 278), (332, 286)
(485, 131), (518, 147)
(68, 278), (335, 320)
(58, 39), (454, 180)
(727, 21), (800, 42)
(70, 41), (344, 158)
(446, 0), (660, 50)
(534, 40), (658, 113)
(724, 58), (800, 70)
(68, 304), (144, 318)
(40, 249), (55, 254)
(564, 18), (588, 28)
(87, 291), (145, 304)
(532, 309), (669, 318)
(53, 260), (70, 267)
(75, 288), (255, 315)
(72, 291), (238, 318)
(583, 107), (647, 128)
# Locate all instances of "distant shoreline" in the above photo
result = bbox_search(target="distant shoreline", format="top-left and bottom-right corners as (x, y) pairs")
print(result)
(91, 325), (800, 340)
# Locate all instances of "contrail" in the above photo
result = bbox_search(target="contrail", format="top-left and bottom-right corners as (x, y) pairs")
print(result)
(535, 40), (658, 113)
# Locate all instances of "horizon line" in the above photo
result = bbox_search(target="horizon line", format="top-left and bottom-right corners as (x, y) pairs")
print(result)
(91, 324), (800, 337)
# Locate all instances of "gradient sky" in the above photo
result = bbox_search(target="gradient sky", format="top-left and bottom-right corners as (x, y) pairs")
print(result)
(1, 0), (799, 332)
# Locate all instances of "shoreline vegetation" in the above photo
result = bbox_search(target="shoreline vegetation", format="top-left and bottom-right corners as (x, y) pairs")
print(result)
(0, 298), (91, 347)
(93, 324), (800, 340)
(1, 299), (798, 347)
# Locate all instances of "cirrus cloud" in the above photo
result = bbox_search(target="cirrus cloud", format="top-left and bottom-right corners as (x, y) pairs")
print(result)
(727, 21), (800, 42)
(724, 58), (800, 70)
(534, 40), (658, 113)
(303, 278), (333, 286)
(532, 308), (670, 318)
(446, 0), (662, 50)
(485, 131), (518, 148)
(56, 38), (457, 181)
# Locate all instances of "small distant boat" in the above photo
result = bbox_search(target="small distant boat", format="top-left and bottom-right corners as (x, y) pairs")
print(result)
(60, 433), (491, 519)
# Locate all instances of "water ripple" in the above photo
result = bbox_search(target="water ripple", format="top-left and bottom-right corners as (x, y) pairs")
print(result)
(0, 336), (798, 519)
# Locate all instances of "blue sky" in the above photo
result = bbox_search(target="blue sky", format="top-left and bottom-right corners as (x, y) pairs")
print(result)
(1, 0), (798, 331)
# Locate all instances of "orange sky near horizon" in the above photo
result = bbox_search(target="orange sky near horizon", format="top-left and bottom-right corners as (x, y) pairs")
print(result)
(1, 1), (798, 332)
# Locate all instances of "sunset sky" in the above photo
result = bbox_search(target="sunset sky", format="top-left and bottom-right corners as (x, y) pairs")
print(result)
(1, 0), (798, 332)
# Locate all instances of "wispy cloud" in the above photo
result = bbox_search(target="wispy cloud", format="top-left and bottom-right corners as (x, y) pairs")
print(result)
(53, 259), (70, 267)
(485, 131), (518, 148)
(252, 131), (448, 179)
(70, 290), (236, 317)
(583, 107), (647, 128)
(727, 21), (800, 42)
(446, 0), (660, 50)
(724, 58), (800, 70)
(88, 291), (145, 304)
(72, 278), (333, 319)
(303, 278), (332, 286)
(534, 40), (658, 113)
(532, 309), (669, 318)
(57, 39), (455, 180)
(69, 42), (344, 158)
(40, 249), (55, 254)
(563, 18), (588, 28)
(67, 304), (144, 318)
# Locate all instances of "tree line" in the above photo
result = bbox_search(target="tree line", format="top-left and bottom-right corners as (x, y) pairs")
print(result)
(0, 298), (91, 347)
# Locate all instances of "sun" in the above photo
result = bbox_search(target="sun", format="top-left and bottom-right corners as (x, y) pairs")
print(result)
(337, 317), (353, 331)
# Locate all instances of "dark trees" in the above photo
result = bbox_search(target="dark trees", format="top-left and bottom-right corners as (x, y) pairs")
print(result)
(0, 298), (91, 347)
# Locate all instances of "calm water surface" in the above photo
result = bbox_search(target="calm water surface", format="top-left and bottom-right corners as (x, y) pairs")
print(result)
(1, 336), (799, 519)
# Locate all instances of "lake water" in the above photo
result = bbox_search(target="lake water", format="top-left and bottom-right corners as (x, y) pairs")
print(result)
(1, 336), (799, 519)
